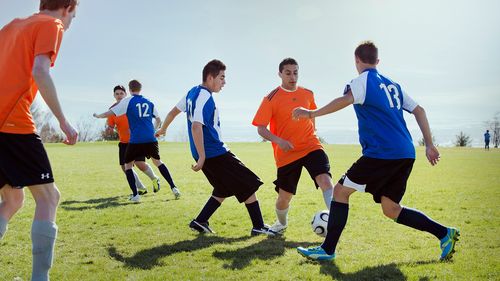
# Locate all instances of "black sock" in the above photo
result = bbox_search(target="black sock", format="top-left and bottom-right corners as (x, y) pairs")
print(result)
(321, 201), (349, 255)
(125, 169), (138, 196)
(245, 201), (264, 229)
(158, 164), (175, 189)
(396, 207), (448, 239)
(196, 197), (221, 223)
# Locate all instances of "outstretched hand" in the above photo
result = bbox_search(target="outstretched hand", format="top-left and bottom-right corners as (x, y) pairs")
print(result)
(155, 128), (166, 138)
(426, 145), (440, 166)
(292, 107), (311, 120)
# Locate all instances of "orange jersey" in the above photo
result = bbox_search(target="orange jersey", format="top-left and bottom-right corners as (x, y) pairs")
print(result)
(252, 86), (323, 167)
(107, 103), (131, 143)
(0, 14), (64, 134)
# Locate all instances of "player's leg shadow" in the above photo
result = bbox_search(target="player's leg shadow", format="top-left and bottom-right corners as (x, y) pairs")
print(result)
(60, 196), (131, 211)
(315, 259), (439, 281)
(108, 235), (250, 270)
(212, 236), (317, 270)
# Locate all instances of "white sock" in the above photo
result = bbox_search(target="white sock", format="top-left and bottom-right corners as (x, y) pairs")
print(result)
(0, 216), (7, 239)
(133, 170), (145, 189)
(276, 207), (289, 226)
(31, 220), (58, 281)
(142, 165), (158, 180)
(322, 187), (333, 210)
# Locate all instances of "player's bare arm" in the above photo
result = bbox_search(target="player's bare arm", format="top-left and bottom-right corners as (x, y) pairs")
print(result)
(93, 110), (114, 118)
(156, 107), (181, 137)
(33, 54), (78, 145)
(413, 105), (440, 166)
(257, 125), (294, 152)
(293, 91), (354, 120)
(191, 121), (206, 171)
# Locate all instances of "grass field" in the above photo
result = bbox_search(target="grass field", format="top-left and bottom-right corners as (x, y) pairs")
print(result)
(1, 142), (499, 281)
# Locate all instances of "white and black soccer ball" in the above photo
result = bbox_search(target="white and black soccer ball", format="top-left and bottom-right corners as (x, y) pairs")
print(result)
(311, 210), (329, 237)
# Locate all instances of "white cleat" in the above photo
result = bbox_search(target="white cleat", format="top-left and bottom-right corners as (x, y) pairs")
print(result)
(129, 194), (141, 202)
(171, 187), (181, 199)
(269, 221), (287, 234)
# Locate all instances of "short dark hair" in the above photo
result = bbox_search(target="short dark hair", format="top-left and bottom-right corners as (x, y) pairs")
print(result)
(279, 58), (298, 73)
(113, 85), (126, 93)
(355, 41), (378, 64)
(202, 59), (226, 82)
(128, 80), (142, 92)
(40, 0), (78, 12)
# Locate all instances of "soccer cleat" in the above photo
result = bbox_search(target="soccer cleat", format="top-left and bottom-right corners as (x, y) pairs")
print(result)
(269, 220), (287, 234)
(251, 224), (279, 237)
(440, 227), (460, 260)
(152, 178), (160, 193)
(138, 187), (148, 195)
(297, 246), (336, 261)
(171, 187), (181, 199)
(128, 194), (141, 202)
(189, 220), (215, 234)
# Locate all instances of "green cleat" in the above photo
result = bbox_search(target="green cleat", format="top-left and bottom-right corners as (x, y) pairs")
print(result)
(440, 227), (460, 260)
(152, 178), (160, 193)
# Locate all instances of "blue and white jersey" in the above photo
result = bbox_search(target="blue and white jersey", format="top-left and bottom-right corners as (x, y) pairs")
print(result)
(111, 94), (159, 144)
(347, 68), (418, 159)
(176, 85), (228, 160)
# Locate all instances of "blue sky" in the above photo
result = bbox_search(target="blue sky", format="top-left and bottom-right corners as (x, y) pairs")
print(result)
(1, 0), (499, 145)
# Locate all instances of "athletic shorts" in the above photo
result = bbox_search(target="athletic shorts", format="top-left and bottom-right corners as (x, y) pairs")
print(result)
(118, 142), (145, 165)
(339, 156), (415, 203)
(0, 132), (54, 188)
(274, 149), (331, 195)
(201, 151), (263, 203)
(124, 142), (160, 164)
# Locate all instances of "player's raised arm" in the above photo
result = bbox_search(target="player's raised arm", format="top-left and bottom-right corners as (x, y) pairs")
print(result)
(412, 105), (440, 166)
(93, 110), (114, 118)
(156, 106), (182, 137)
(33, 54), (78, 145)
(293, 91), (354, 120)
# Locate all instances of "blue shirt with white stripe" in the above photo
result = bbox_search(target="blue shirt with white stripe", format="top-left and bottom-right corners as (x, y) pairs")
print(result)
(176, 85), (228, 160)
(347, 68), (418, 159)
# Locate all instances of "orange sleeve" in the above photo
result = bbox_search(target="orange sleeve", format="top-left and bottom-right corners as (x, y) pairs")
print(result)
(252, 97), (273, 127)
(34, 20), (64, 66)
(310, 92), (318, 110)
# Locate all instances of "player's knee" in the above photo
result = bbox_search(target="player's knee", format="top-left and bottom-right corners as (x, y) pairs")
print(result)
(7, 195), (24, 212)
(381, 203), (401, 219)
(333, 183), (350, 201)
(317, 174), (333, 189)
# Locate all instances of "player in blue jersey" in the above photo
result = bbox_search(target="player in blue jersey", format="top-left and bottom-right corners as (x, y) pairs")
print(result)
(156, 59), (277, 236)
(294, 41), (459, 261)
(484, 130), (490, 150)
(94, 80), (180, 202)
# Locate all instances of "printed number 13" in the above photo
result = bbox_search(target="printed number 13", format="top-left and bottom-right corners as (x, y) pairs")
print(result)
(380, 83), (401, 110)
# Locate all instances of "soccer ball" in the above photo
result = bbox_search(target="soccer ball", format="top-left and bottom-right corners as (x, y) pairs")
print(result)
(311, 210), (329, 237)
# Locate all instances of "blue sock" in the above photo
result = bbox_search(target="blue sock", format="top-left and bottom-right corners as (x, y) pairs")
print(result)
(396, 207), (448, 239)
(196, 197), (221, 223)
(245, 201), (264, 229)
(321, 201), (349, 255)
(158, 164), (175, 189)
(125, 169), (138, 196)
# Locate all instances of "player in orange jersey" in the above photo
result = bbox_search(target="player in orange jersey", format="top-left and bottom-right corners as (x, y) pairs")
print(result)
(252, 58), (335, 234)
(106, 85), (165, 196)
(0, 1), (79, 280)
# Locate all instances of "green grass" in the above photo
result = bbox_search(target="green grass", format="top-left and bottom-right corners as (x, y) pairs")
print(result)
(1, 142), (499, 280)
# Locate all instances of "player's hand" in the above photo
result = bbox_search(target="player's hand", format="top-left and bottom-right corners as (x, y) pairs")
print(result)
(277, 138), (294, 152)
(155, 128), (166, 138)
(191, 157), (205, 172)
(426, 145), (440, 166)
(59, 119), (78, 145)
(292, 107), (311, 120)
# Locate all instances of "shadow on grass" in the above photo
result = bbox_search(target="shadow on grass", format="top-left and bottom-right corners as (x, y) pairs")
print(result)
(314, 258), (440, 281)
(60, 196), (133, 211)
(212, 236), (317, 269)
(108, 235), (250, 270)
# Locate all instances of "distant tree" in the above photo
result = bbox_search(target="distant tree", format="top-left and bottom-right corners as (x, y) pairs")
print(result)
(485, 112), (500, 148)
(454, 131), (472, 147)
(31, 100), (62, 143)
(318, 135), (328, 144)
(418, 131), (436, 146)
(100, 124), (119, 141)
(75, 116), (101, 142)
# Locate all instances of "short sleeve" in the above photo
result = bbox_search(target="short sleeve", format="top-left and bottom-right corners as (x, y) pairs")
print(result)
(191, 90), (211, 125)
(349, 71), (369, 105)
(252, 97), (273, 127)
(152, 104), (159, 118)
(402, 90), (418, 112)
(175, 94), (187, 112)
(110, 96), (132, 116)
(34, 20), (64, 66)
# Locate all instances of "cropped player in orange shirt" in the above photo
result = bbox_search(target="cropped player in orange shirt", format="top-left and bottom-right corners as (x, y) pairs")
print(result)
(252, 58), (335, 234)
(106, 85), (166, 197)
(0, 1), (79, 280)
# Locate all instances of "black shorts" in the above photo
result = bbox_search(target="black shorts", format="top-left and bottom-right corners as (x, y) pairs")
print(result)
(339, 156), (415, 204)
(201, 151), (263, 203)
(118, 142), (145, 165)
(0, 133), (54, 188)
(274, 149), (331, 195)
(124, 142), (160, 164)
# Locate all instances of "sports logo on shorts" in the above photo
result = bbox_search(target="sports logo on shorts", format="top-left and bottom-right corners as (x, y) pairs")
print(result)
(41, 173), (51, 180)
